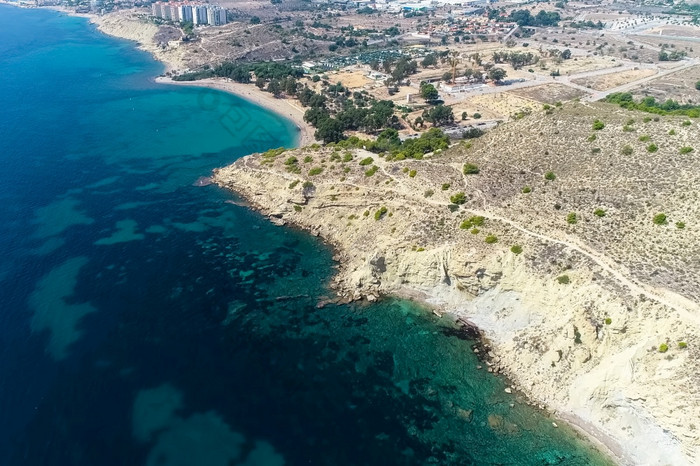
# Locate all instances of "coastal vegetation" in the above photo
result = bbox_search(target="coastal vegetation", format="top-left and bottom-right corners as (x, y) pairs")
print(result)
(605, 93), (700, 118)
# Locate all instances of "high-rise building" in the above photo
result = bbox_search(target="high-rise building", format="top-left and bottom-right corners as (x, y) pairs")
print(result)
(169, 5), (180, 21)
(151, 2), (162, 17)
(178, 5), (193, 22)
(151, 2), (227, 26)
(192, 5), (208, 25)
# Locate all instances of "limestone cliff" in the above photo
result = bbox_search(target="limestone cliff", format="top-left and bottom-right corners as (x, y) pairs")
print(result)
(214, 103), (700, 465)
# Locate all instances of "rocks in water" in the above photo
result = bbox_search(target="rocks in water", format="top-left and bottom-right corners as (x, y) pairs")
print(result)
(193, 176), (213, 187)
(504, 387), (512, 394)
(456, 407), (473, 423)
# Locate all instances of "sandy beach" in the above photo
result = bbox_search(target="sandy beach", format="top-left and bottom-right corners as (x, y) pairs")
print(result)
(157, 77), (316, 147)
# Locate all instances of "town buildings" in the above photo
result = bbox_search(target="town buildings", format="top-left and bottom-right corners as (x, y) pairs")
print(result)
(151, 2), (228, 26)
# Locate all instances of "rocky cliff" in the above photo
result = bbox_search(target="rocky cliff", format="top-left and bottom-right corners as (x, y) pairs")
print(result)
(214, 103), (700, 465)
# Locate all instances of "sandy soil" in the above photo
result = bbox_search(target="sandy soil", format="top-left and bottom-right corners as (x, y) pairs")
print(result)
(158, 77), (316, 147)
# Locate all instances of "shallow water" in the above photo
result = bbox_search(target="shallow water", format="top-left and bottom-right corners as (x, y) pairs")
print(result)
(0, 5), (612, 465)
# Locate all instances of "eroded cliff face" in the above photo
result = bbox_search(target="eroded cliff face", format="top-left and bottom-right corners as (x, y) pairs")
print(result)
(93, 12), (190, 71)
(213, 105), (700, 465)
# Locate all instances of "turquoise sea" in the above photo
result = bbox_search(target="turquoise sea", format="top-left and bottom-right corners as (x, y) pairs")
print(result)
(0, 5), (613, 465)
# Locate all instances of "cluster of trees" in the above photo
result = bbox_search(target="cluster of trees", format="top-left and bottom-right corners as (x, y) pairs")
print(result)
(173, 62), (303, 83)
(492, 51), (539, 69)
(568, 20), (604, 29)
(366, 128), (450, 159)
(303, 87), (401, 143)
(327, 128), (449, 160)
(658, 50), (687, 61)
(606, 93), (700, 117)
(507, 9), (561, 27)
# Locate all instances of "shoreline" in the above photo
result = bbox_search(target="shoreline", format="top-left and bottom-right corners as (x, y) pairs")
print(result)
(217, 172), (629, 466)
(9, 3), (689, 464)
(19, 3), (317, 148)
(157, 77), (316, 147)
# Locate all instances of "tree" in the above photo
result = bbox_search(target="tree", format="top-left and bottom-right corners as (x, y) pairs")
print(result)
(421, 54), (437, 68)
(266, 79), (282, 96)
(314, 118), (345, 144)
(423, 105), (454, 127)
(488, 67), (507, 83)
(696, 80), (700, 91)
(561, 49), (572, 60)
(284, 77), (298, 96)
(419, 82), (439, 101)
(250, 16), (261, 24)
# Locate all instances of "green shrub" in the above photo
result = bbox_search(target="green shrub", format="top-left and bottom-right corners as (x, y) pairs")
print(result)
(460, 215), (485, 229)
(544, 171), (556, 181)
(424, 189), (434, 198)
(573, 325), (581, 344)
(638, 135), (650, 142)
(591, 148), (601, 154)
(484, 234), (498, 244)
(470, 228), (480, 235)
(511, 245), (523, 255)
(302, 181), (314, 189)
(308, 167), (323, 176)
(293, 205), (302, 212)
(450, 192), (467, 205)
(285, 156), (298, 166)
(557, 275), (570, 284)
(473, 113), (481, 119)
(646, 143), (658, 153)
(288, 180), (300, 189)
(441, 183), (451, 191)
(658, 343), (668, 353)
(594, 208), (606, 217)
(374, 206), (388, 220)
(587, 134), (597, 142)
(303, 155), (313, 163)
(522, 186), (532, 194)
(567, 212), (578, 224)
(676, 221), (686, 229)
(342, 152), (353, 162)
(359, 157), (374, 166)
(681, 120), (691, 126)
(365, 165), (379, 177)
(604, 317), (612, 325)
(643, 117), (651, 123)
(679, 146), (694, 154)
(621, 145), (633, 156)
(409, 169), (417, 178)
(463, 163), (480, 175)
(470, 215), (485, 226)
(363, 210), (370, 217)
(668, 129), (676, 135)
(678, 341), (688, 349)
(622, 125), (634, 132)
(592, 119), (605, 130)
(626, 118), (635, 125)
(653, 213), (667, 225)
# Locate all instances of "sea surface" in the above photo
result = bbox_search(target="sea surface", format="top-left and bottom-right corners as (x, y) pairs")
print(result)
(0, 5), (613, 465)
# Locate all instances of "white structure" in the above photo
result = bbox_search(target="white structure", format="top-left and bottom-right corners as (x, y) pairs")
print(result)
(151, 2), (228, 26)
(193, 5), (208, 25)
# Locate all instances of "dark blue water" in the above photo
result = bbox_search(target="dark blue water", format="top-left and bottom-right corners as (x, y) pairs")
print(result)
(0, 5), (612, 465)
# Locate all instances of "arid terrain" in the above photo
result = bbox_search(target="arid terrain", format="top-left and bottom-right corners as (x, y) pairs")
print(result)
(214, 102), (700, 465)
